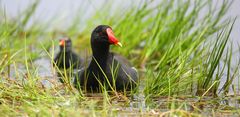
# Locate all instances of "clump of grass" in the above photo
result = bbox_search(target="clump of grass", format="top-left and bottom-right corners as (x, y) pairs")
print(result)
(142, 0), (238, 98)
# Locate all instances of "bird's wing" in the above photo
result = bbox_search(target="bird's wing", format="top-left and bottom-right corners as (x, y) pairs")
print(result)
(73, 67), (85, 88)
(112, 52), (132, 67)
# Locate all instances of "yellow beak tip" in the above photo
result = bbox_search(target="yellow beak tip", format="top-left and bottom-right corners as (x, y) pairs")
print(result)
(116, 42), (122, 47)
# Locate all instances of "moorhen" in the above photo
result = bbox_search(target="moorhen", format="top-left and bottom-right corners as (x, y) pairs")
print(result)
(53, 37), (83, 83)
(74, 25), (138, 92)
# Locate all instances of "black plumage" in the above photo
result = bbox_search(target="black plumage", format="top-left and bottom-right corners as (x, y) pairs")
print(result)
(74, 25), (138, 92)
(53, 37), (83, 83)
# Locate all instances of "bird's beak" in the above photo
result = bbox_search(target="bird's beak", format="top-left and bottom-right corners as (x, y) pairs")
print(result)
(59, 40), (65, 46)
(106, 28), (122, 47)
(115, 42), (122, 47)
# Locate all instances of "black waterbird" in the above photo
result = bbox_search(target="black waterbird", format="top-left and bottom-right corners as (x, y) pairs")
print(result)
(74, 25), (138, 92)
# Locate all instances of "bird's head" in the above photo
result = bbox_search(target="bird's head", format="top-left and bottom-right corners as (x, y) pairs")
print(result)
(59, 37), (72, 52)
(91, 25), (122, 47)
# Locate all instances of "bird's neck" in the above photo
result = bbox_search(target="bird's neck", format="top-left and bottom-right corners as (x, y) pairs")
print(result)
(60, 47), (72, 53)
(91, 43), (110, 67)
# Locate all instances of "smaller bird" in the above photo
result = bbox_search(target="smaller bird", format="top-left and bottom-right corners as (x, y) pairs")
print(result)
(53, 37), (83, 83)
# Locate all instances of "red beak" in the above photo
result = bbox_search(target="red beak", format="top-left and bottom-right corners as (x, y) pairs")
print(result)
(59, 40), (65, 46)
(106, 28), (122, 47)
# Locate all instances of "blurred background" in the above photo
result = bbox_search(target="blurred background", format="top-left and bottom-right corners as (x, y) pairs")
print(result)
(1, 0), (239, 44)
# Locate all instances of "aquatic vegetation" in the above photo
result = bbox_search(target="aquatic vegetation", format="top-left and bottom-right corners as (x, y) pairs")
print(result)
(0, 0), (239, 116)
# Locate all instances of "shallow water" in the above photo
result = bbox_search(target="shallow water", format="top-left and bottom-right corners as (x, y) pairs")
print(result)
(80, 93), (240, 116)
